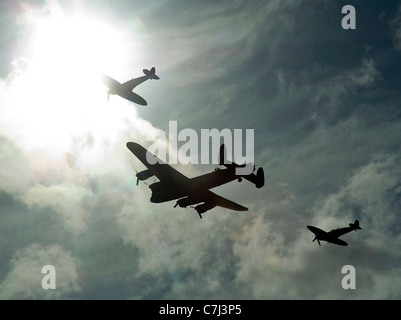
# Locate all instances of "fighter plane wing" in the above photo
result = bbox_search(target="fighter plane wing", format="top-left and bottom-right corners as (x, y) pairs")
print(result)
(307, 226), (327, 237)
(205, 190), (248, 211)
(102, 74), (122, 87)
(118, 91), (148, 106)
(126, 142), (189, 185)
(328, 227), (353, 239)
(328, 238), (348, 246)
(121, 75), (149, 91)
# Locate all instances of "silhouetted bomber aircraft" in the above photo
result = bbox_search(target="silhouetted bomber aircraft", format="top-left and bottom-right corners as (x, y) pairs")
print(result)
(102, 67), (159, 105)
(307, 220), (362, 246)
(126, 142), (265, 219)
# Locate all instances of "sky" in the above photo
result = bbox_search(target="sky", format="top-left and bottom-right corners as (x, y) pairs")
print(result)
(0, 0), (400, 299)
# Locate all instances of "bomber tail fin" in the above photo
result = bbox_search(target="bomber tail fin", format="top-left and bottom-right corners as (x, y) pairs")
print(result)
(218, 144), (246, 169)
(218, 144), (265, 188)
(219, 144), (231, 167)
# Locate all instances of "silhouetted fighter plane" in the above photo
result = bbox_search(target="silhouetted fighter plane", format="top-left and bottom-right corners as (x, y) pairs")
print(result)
(126, 142), (265, 218)
(307, 220), (362, 246)
(102, 67), (159, 105)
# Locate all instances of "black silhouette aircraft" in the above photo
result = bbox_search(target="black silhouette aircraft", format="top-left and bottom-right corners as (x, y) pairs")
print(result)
(126, 142), (265, 218)
(102, 67), (159, 105)
(307, 220), (362, 246)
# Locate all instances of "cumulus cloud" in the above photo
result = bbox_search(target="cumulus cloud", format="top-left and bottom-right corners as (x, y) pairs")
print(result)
(0, 0), (163, 230)
(117, 197), (225, 274)
(20, 183), (95, 234)
(229, 154), (401, 299)
(0, 135), (32, 194)
(0, 0), (400, 300)
(312, 154), (401, 243)
(0, 244), (81, 299)
(0, 1), (168, 298)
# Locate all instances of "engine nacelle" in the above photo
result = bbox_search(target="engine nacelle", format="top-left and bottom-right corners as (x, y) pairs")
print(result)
(136, 169), (153, 181)
(176, 197), (201, 208)
(195, 202), (216, 214)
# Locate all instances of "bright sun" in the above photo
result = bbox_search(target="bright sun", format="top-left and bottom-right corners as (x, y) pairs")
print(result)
(2, 3), (145, 157)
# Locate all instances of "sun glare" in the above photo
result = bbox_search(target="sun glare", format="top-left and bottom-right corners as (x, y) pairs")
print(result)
(3, 4), (146, 158)
(31, 13), (128, 77)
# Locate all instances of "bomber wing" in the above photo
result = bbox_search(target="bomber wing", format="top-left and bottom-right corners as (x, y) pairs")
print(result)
(126, 142), (189, 185)
(206, 190), (248, 211)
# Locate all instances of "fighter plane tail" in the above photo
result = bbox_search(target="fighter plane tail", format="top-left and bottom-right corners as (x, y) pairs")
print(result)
(143, 67), (160, 80)
(349, 220), (362, 230)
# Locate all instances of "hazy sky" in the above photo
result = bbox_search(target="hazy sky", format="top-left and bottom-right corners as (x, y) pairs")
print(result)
(0, 0), (401, 299)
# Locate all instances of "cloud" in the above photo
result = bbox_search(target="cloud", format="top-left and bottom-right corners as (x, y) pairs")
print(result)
(0, 0), (399, 300)
(0, 0), (165, 232)
(0, 135), (32, 194)
(312, 153), (401, 238)
(391, 4), (401, 51)
(115, 193), (261, 299)
(0, 244), (81, 299)
(20, 183), (95, 234)
(144, 0), (301, 86)
(300, 58), (380, 126)
(230, 153), (401, 299)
